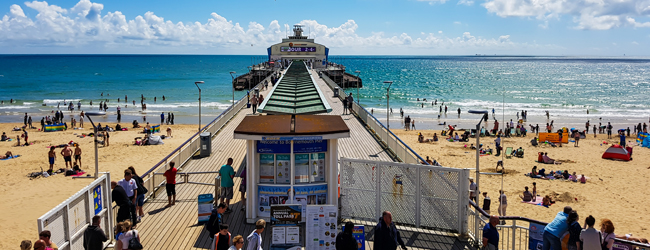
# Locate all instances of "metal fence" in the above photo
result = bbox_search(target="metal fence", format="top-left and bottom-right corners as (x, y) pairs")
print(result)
(467, 201), (650, 250)
(37, 174), (113, 250)
(319, 73), (427, 165)
(339, 158), (470, 233)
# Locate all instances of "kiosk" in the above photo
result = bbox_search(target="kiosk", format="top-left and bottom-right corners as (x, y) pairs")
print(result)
(234, 115), (350, 223)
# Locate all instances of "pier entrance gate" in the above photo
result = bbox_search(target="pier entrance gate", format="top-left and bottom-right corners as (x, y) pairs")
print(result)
(339, 158), (470, 234)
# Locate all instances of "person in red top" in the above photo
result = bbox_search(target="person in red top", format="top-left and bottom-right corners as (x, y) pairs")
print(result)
(163, 161), (178, 207)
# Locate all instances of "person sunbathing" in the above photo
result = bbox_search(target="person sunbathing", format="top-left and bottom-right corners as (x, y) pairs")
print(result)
(542, 152), (562, 164)
(542, 195), (555, 207)
(0, 151), (13, 159)
(562, 170), (570, 179)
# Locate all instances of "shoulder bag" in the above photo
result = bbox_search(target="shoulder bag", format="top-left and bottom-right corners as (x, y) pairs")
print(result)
(128, 230), (143, 250)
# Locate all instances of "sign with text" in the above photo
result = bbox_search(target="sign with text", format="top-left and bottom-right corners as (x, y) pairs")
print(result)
(342, 224), (365, 250)
(271, 205), (302, 226)
(197, 194), (213, 223)
(306, 205), (338, 250)
(93, 185), (102, 215)
(257, 140), (327, 154)
(528, 223), (545, 250)
(538, 133), (569, 143)
(258, 184), (327, 218)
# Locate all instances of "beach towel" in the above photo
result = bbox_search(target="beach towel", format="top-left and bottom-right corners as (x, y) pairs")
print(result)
(1, 155), (20, 160)
(523, 196), (543, 205)
(68, 171), (87, 177)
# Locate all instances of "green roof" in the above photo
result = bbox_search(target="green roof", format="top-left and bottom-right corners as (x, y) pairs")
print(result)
(258, 62), (332, 115)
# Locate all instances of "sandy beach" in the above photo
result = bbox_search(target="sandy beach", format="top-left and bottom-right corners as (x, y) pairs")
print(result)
(392, 128), (650, 238)
(0, 122), (199, 249)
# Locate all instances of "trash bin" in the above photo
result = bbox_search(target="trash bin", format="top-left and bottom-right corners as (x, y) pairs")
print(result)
(200, 132), (211, 157)
(334, 87), (339, 97)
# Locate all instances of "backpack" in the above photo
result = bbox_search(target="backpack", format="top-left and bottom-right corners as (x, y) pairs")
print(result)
(128, 230), (143, 250)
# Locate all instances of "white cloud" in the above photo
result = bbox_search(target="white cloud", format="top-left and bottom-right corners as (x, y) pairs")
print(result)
(417, 0), (450, 4)
(0, 0), (559, 54)
(483, 0), (650, 30)
(632, 41), (639, 45)
(453, 21), (462, 25)
(458, 0), (474, 6)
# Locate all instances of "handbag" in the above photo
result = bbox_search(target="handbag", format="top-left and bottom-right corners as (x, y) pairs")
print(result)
(128, 230), (143, 250)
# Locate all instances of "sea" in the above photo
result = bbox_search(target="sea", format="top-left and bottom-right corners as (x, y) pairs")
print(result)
(1, 55), (649, 130)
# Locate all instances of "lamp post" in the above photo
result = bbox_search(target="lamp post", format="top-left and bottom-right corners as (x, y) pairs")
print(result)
(229, 71), (236, 108)
(468, 110), (488, 209)
(194, 81), (204, 132)
(355, 70), (361, 105)
(84, 111), (106, 179)
(248, 66), (253, 90)
(384, 81), (394, 130)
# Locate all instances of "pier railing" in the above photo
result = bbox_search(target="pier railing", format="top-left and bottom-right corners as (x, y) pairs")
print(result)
(136, 70), (279, 203)
(467, 200), (650, 250)
(320, 73), (428, 165)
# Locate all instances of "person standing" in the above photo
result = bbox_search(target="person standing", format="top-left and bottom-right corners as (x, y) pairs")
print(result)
(580, 215), (600, 250)
(482, 192), (491, 215)
(600, 219), (616, 250)
(482, 215), (500, 250)
(347, 93), (354, 112)
(48, 147), (56, 173)
(469, 178), (477, 204)
(218, 158), (236, 213)
(210, 224), (231, 250)
(574, 131), (580, 147)
(250, 94), (258, 114)
(374, 211), (406, 250)
(542, 206), (572, 250)
(24, 113), (28, 126)
(118, 170), (138, 227)
(336, 221), (359, 250)
(457, 108), (461, 117)
(103, 131), (110, 147)
(586, 121), (590, 134)
(83, 215), (108, 250)
(619, 131), (626, 147)
(567, 211), (582, 250)
(342, 95), (349, 115)
(128, 166), (147, 223)
(20, 240), (31, 250)
(239, 167), (247, 212)
(74, 144), (82, 168)
(160, 112), (165, 124)
(498, 190), (507, 218)
(229, 235), (244, 250)
(207, 203), (228, 238)
(33, 240), (47, 250)
(61, 145), (73, 168)
(39, 230), (59, 250)
(557, 130), (563, 147)
(164, 162), (178, 207)
(116, 220), (141, 250)
(22, 128), (28, 145)
(28, 116), (33, 129)
(80, 113), (84, 128)
(171, 113), (175, 125)
(494, 135), (501, 157)
(246, 219), (266, 250)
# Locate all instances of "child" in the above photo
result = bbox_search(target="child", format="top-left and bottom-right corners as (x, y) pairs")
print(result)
(532, 182), (537, 197)
(211, 224), (231, 250)
(580, 174), (586, 184)
(114, 222), (125, 241)
(569, 172), (578, 182)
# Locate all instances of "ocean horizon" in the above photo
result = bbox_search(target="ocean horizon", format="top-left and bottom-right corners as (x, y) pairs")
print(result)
(1, 54), (649, 130)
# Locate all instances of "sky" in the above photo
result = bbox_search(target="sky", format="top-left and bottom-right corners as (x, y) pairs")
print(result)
(1, 0), (650, 55)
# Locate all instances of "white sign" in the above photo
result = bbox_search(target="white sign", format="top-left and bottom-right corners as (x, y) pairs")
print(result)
(272, 227), (286, 245)
(286, 226), (300, 244)
(306, 205), (338, 250)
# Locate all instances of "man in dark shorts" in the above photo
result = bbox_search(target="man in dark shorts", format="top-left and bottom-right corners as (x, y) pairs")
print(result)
(74, 144), (82, 168)
(61, 144), (73, 168)
(218, 158), (235, 213)
(164, 161), (178, 207)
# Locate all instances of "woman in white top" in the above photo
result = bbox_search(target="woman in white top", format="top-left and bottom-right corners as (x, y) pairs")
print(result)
(116, 220), (141, 250)
(600, 219), (616, 250)
(498, 190), (507, 217)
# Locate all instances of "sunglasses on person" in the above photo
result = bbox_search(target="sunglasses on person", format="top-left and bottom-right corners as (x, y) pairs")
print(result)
(236, 240), (244, 244)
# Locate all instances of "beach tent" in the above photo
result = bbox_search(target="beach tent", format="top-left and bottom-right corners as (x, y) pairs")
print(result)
(147, 135), (164, 145)
(637, 132), (650, 148)
(44, 123), (65, 132)
(151, 125), (160, 133)
(601, 145), (633, 161)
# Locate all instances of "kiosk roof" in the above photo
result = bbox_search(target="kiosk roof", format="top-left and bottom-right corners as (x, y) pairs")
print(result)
(234, 115), (349, 136)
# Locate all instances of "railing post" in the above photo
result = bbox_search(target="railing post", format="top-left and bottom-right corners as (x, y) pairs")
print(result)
(375, 164), (382, 221)
(415, 166), (421, 227)
(511, 220), (517, 250)
(215, 176), (220, 206)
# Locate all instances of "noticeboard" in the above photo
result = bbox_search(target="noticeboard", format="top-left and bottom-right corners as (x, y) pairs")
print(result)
(93, 185), (102, 215)
(306, 205), (338, 250)
(271, 205), (302, 226)
(197, 194), (213, 223)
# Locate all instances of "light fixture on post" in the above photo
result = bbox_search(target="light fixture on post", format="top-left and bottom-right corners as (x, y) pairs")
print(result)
(194, 81), (204, 132)
(355, 70), (361, 105)
(468, 109), (488, 209)
(229, 71), (236, 108)
(384, 81), (394, 130)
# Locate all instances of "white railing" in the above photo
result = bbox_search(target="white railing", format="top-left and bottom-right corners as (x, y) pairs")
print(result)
(37, 174), (114, 250)
(320, 73), (427, 165)
(339, 158), (470, 233)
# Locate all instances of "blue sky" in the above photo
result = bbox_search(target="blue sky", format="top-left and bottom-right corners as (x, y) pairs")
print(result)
(1, 0), (649, 55)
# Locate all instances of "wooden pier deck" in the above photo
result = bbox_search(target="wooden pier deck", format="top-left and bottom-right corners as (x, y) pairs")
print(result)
(132, 67), (469, 250)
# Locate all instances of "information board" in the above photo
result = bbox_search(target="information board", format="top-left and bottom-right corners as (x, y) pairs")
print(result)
(257, 140), (327, 154)
(260, 154), (275, 183)
(295, 154), (310, 183)
(342, 224), (366, 250)
(306, 205), (338, 250)
(310, 153), (325, 182)
(93, 185), (102, 215)
(528, 223), (545, 250)
(276, 155), (290, 183)
(271, 205), (302, 226)
(197, 194), (214, 223)
(258, 185), (327, 218)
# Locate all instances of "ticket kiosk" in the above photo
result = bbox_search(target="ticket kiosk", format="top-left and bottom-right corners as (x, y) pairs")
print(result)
(234, 115), (350, 223)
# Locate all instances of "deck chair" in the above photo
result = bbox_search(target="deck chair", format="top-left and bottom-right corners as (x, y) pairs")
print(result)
(516, 128), (522, 137)
(510, 128), (515, 137)
(505, 147), (513, 159)
(470, 129), (477, 138)
(480, 128), (486, 137)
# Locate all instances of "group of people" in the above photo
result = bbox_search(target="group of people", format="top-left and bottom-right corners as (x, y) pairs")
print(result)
(47, 144), (82, 173)
(19, 230), (59, 250)
(530, 165), (586, 183)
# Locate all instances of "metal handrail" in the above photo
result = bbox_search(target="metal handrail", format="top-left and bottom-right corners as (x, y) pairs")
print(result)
(319, 73), (428, 165)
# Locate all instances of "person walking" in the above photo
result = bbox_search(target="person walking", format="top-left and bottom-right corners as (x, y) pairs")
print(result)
(118, 169), (139, 227)
(482, 215), (500, 250)
(128, 166), (147, 223)
(83, 215), (108, 250)
(347, 93), (354, 112)
(211, 224), (231, 250)
(373, 211), (407, 250)
(103, 131), (110, 147)
(342, 95), (349, 115)
(246, 219), (266, 250)
(494, 135), (502, 157)
(229, 235), (245, 250)
(219, 158), (236, 213)
(239, 167), (247, 211)
(567, 211), (582, 250)
(251, 94), (258, 114)
(542, 206), (572, 250)
(336, 221), (359, 250)
(469, 178), (477, 204)
(116, 220), (141, 250)
(498, 190), (507, 218)
(207, 203), (228, 238)
(164, 162), (178, 207)
(580, 215), (600, 250)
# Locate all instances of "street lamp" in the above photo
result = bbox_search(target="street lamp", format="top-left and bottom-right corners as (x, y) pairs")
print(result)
(468, 110), (488, 209)
(384, 81), (394, 130)
(248, 66), (253, 90)
(85, 111), (106, 179)
(229, 71), (236, 108)
(195, 81), (204, 132)
(355, 70), (361, 105)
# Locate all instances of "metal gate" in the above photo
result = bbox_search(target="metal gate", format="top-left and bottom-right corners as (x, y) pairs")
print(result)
(37, 173), (113, 250)
(339, 158), (470, 233)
